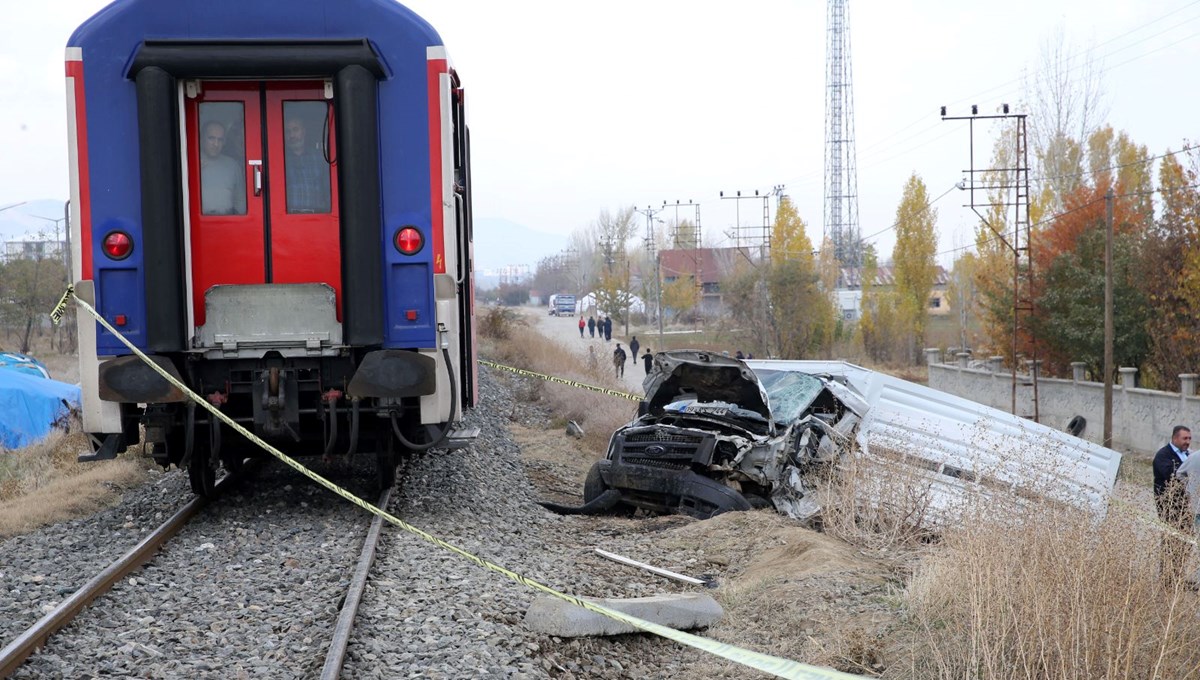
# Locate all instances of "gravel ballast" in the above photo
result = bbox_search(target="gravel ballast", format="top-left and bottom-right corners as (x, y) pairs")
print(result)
(2, 367), (726, 678)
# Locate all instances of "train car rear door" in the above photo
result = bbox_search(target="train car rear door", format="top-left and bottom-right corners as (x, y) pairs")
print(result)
(185, 82), (341, 328)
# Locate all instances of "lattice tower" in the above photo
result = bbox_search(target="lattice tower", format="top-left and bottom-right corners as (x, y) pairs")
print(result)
(824, 0), (861, 268)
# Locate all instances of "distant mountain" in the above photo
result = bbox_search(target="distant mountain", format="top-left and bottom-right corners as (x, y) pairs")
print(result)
(473, 217), (565, 272)
(0, 199), (69, 242)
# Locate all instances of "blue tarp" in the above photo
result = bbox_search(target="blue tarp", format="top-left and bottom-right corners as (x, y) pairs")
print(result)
(0, 368), (81, 450)
(0, 352), (50, 379)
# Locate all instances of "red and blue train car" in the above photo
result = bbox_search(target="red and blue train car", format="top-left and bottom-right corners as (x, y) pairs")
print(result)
(66, 0), (477, 494)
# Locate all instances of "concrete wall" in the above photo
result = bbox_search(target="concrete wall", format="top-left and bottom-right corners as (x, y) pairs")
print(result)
(926, 351), (1200, 454)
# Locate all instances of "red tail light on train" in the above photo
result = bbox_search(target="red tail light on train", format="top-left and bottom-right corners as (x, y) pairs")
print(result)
(394, 226), (423, 255)
(102, 231), (133, 260)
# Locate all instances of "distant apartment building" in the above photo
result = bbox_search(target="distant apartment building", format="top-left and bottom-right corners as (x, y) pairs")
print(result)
(496, 264), (531, 285)
(2, 239), (66, 264)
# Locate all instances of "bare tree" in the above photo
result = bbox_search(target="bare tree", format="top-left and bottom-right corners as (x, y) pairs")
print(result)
(1023, 25), (1109, 212)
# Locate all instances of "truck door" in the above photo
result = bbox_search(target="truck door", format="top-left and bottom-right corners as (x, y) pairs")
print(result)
(184, 81), (342, 328)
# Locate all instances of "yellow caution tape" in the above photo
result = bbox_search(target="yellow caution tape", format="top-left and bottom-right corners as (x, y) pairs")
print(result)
(479, 359), (642, 402)
(58, 288), (864, 680)
(50, 284), (74, 325)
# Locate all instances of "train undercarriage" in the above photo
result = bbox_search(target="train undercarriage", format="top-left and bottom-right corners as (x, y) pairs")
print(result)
(85, 348), (472, 496)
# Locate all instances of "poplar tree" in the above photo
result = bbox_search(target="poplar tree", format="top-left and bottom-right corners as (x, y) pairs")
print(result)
(891, 173), (938, 364)
(766, 197), (831, 358)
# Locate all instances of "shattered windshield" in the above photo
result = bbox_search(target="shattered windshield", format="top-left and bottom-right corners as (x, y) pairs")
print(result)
(754, 369), (825, 423)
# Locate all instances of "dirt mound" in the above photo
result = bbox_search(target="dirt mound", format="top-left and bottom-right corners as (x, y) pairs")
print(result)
(662, 509), (881, 581)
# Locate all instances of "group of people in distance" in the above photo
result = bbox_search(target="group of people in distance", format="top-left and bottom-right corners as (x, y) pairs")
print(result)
(610, 337), (652, 378)
(580, 315), (613, 341)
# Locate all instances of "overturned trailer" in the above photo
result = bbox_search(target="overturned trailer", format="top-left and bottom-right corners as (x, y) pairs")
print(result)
(583, 351), (1121, 521)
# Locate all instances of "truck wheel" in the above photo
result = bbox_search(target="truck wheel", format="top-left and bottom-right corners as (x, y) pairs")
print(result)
(583, 462), (608, 503)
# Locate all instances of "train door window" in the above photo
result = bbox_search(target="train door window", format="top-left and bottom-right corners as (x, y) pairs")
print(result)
(197, 101), (247, 216)
(281, 101), (332, 214)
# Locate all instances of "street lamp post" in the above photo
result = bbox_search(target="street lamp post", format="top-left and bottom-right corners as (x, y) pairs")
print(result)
(30, 214), (70, 277)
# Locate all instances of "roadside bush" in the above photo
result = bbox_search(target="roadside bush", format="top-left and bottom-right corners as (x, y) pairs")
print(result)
(478, 305), (525, 341)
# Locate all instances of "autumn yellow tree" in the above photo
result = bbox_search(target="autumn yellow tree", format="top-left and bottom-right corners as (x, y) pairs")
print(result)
(891, 173), (939, 364)
(766, 196), (832, 358)
(661, 274), (699, 322)
(857, 245), (898, 363)
(1140, 151), (1200, 387)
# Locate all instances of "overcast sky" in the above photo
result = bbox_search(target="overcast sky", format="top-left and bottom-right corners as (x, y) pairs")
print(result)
(2, 0), (1197, 267)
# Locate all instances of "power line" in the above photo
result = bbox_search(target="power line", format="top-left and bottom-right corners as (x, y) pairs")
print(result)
(974, 144), (1199, 189)
(777, 2), (1200, 192)
(936, 180), (1200, 258)
(858, 183), (959, 243)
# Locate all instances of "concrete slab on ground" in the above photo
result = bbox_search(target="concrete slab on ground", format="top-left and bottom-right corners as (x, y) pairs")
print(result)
(524, 592), (723, 637)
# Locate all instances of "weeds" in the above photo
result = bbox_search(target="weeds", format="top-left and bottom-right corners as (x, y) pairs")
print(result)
(481, 314), (634, 454)
(0, 431), (151, 538)
(903, 497), (1200, 679)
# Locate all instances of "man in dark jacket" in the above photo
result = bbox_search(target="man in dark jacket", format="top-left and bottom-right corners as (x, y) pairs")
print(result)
(587, 316), (595, 338)
(603, 316), (612, 342)
(612, 343), (626, 377)
(641, 349), (653, 375)
(1153, 425), (1193, 584)
(629, 336), (640, 362)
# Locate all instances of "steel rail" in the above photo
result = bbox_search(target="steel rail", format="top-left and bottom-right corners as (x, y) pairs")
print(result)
(0, 474), (233, 677)
(320, 486), (393, 679)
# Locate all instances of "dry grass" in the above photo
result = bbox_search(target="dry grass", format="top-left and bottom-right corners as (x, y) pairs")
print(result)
(481, 310), (635, 454)
(504, 303), (1197, 678)
(0, 430), (152, 538)
(817, 450), (941, 555)
(904, 497), (1200, 679)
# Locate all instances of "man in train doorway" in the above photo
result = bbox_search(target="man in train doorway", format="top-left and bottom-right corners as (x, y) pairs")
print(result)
(199, 121), (245, 216)
(284, 116), (331, 213)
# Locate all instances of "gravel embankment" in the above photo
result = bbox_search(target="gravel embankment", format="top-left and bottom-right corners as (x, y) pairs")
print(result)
(343, 366), (709, 679)
(2, 367), (731, 678)
(0, 469), (194, 646)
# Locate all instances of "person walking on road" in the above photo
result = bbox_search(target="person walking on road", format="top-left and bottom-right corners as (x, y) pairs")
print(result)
(1154, 425), (1193, 585)
(642, 349), (653, 375)
(587, 316), (596, 338)
(604, 316), (612, 342)
(613, 343), (626, 377)
(629, 336), (640, 362)
(578, 316), (585, 338)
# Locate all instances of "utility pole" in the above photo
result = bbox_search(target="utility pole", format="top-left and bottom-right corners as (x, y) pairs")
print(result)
(942, 105), (1036, 421)
(1103, 187), (1114, 447)
(636, 205), (664, 341)
(641, 209), (664, 348)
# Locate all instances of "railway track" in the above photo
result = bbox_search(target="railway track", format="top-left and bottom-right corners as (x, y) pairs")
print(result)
(0, 464), (391, 679)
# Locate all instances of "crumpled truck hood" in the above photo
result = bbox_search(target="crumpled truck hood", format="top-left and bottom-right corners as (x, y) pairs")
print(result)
(642, 350), (772, 421)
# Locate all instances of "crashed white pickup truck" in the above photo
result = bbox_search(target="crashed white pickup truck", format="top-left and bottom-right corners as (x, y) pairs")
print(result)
(581, 351), (1121, 521)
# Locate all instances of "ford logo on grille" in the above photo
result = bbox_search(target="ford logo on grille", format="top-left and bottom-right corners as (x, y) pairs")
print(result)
(644, 445), (667, 456)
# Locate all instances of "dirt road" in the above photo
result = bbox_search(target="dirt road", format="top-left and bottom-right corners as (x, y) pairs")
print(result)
(518, 308), (650, 396)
